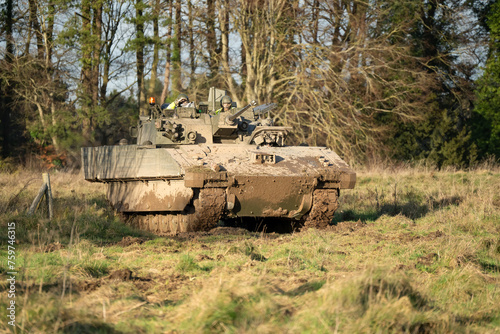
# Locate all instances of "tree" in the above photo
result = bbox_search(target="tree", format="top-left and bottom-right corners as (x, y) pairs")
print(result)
(77, 0), (104, 144)
(147, 0), (161, 102)
(276, 0), (435, 162)
(233, 0), (298, 103)
(160, 0), (173, 104)
(134, 0), (147, 115)
(100, 0), (133, 106)
(381, 0), (487, 167)
(0, 0), (494, 168)
(3, 0), (76, 155)
(0, 0), (15, 158)
(171, 0), (182, 94)
(215, 0), (239, 105)
(474, 0), (500, 159)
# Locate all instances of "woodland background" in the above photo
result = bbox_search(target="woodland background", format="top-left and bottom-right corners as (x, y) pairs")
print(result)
(0, 0), (499, 168)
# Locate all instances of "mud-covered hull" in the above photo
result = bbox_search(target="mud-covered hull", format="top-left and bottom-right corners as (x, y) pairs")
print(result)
(82, 143), (355, 233)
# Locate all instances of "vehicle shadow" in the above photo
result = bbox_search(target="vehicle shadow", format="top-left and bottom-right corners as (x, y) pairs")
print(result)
(333, 195), (462, 224)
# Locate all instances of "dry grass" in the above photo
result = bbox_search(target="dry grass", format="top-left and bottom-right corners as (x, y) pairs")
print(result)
(0, 166), (499, 333)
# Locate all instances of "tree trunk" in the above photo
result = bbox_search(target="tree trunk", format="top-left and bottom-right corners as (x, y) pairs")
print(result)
(312, 0), (319, 44)
(92, 3), (102, 110)
(171, 0), (182, 94)
(46, 2), (59, 151)
(49, 96), (59, 151)
(101, 44), (110, 105)
(81, 0), (93, 144)
(148, 0), (161, 100)
(206, 0), (218, 79)
(101, 0), (126, 105)
(218, 0), (240, 105)
(46, 1), (55, 64)
(161, 0), (173, 104)
(136, 0), (146, 115)
(188, 0), (196, 77)
(28, 0), (44, 59)
(1, 0), (14, 157)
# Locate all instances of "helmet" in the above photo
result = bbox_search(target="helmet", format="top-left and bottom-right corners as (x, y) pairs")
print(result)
(176, 93), (189, 104)
(220, 95), (232, 107)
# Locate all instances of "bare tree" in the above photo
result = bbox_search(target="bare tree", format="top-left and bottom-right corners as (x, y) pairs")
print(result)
(100, 0), (133, 105)
(276, 0), (435, 162)
(216, 0), (240, 105)
(232, 0), (299, 103)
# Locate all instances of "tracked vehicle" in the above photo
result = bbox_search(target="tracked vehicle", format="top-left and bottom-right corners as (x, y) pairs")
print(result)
(82, 88), (356, 234)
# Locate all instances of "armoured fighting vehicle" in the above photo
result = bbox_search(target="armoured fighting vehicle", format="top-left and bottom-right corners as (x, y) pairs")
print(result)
(82, 88), (356, 234)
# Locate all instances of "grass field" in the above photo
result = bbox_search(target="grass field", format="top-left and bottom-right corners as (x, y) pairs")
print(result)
(1, 165), (499, 333)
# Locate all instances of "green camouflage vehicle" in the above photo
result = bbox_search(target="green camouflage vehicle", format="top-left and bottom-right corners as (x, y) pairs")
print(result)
(82, 87), (356, 234)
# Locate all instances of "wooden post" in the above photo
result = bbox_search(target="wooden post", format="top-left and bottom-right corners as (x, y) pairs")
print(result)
(43, 173), (53, 219)
(28, 183), (48, 215)
(28, 173), (54, 219)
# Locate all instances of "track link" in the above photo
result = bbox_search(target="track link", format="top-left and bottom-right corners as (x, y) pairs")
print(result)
(126, 188), (226, 235)
(301, 189), (339, 229)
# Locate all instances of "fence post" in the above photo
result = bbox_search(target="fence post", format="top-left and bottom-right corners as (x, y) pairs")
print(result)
(28, 173), (54, 219)
(43, 173), (53, 219)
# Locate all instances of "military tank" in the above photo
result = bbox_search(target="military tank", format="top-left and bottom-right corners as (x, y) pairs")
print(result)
(82, 87), (356, 234)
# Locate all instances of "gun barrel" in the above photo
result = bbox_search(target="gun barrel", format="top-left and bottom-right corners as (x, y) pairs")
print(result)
(252, 103), (277, 116)
(227, 101), (257, 122)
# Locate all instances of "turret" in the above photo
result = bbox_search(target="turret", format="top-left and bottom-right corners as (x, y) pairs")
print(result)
(131, 87), (291, 148)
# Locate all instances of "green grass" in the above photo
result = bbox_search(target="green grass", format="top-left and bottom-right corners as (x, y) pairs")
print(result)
(0, 168), (499, 333)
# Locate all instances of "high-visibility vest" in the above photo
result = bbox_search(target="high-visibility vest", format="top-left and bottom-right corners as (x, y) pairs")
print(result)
(165, 102), (176, 110)
(215, 107), (235, 115)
